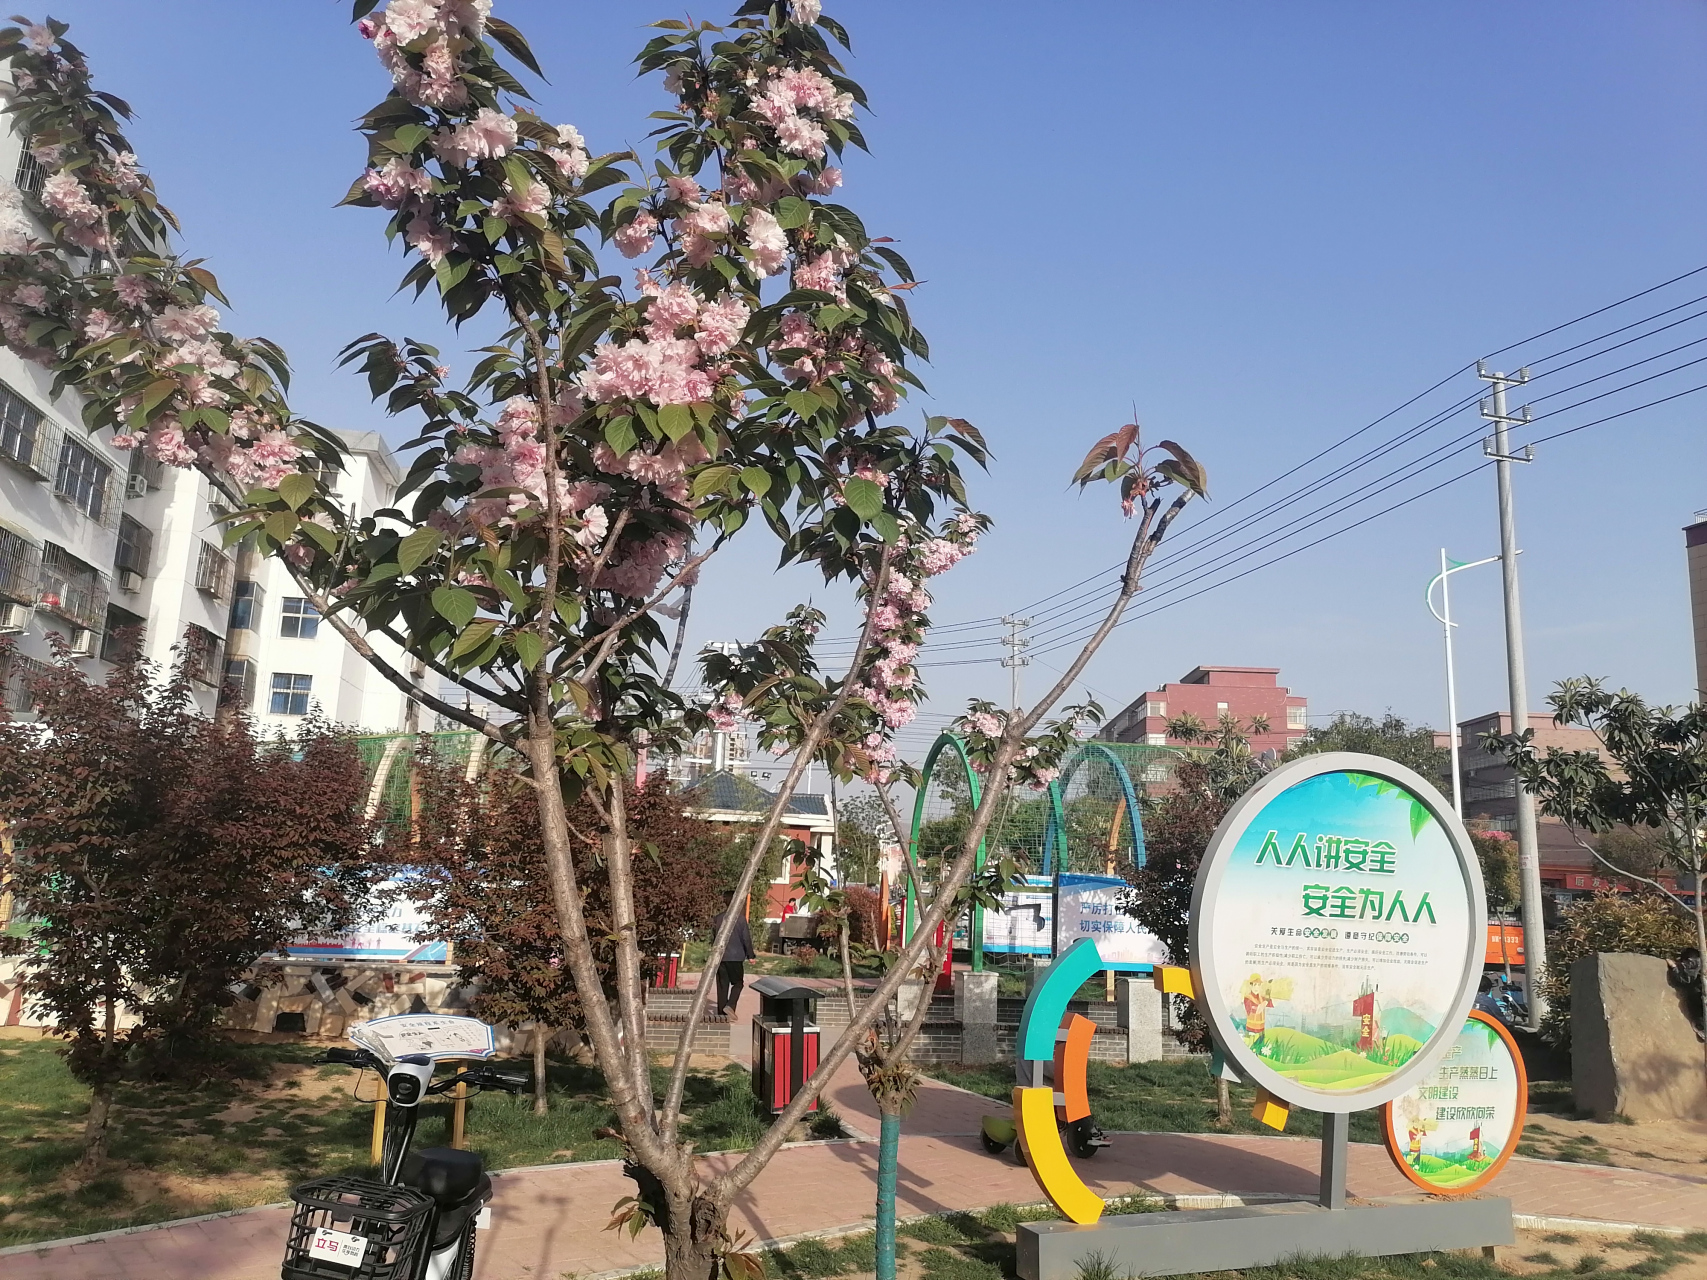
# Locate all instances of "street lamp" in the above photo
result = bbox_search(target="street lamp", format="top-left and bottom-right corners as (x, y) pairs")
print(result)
(1425, 549), (1501, 817)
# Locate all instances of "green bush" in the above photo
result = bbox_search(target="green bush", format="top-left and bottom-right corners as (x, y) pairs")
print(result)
(1539, 892), (1696, 1046)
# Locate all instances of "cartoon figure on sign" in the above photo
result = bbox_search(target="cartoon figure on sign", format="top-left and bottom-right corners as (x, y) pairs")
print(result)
(1239, 973), (1292, 1053)
(1395, 1095), (1436, 1168)
(1470, 1123), (1484, 1164)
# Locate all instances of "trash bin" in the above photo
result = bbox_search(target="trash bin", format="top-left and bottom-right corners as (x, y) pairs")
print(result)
(750, 976), (820, 1113)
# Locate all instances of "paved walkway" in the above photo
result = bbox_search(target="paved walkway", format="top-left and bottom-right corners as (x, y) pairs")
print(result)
(8, 986), (1707, 1280)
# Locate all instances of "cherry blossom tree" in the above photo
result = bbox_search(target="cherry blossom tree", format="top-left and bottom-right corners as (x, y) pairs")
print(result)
(0, 7), (1206, 1274)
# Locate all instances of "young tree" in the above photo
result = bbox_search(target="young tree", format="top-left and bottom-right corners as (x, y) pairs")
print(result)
(0, 647), (374, 1167)
(0, 9), (1206, 1273)
(405, 760), (724, 1115)
(1488, 677), (1707, 1079)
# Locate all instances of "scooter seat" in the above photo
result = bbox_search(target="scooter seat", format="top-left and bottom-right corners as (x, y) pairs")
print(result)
(402, 1146), (484, 1206)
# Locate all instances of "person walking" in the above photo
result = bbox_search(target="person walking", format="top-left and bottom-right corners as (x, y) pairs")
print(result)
(713, 906), (756, 1016)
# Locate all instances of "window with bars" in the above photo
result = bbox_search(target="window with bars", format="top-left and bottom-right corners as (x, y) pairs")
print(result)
(229, 579), (264, 630)
(0, 380), (47, 474)
(269, 672), (313, 716)
(38, 543), (108, 630)
(0, 527), (39, 604)
(280, 596), (320, 639)
(15, 148), (45, 197)
(221, 657), (258, 709)
(194, 540), (234, 600)
(115, 515), (153, 577)
(0, 650), (49, 713)
(127, 447), (165, 493)
(1286, 705), (1307, 729)
(183, 624), (223, 685)
(54, 435), (111, 521)
(101, 603), (145, 663)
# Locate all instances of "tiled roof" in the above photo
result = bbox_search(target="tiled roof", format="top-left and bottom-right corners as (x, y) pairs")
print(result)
(688, 769), (829, 817)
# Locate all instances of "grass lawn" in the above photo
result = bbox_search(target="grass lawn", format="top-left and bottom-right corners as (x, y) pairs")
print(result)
(744, 1206), (1707, 1280)
(0, 1036), (823, 1248)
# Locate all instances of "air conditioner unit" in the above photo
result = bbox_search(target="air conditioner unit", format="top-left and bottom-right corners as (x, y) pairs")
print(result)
(69, 627), (96, 657)
(0, 601), (28, 634)
(126, 472), (150, 499)
(118, 568), (142, 593)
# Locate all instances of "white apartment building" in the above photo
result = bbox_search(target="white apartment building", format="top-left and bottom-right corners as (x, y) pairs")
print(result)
(0, 106), (410, 733)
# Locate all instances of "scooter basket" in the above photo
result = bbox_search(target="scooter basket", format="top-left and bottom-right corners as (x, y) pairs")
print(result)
(281, 1175), (435, 1280)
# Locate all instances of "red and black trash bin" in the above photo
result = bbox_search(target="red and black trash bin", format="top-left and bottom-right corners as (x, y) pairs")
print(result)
(750, 976), (819, 1113)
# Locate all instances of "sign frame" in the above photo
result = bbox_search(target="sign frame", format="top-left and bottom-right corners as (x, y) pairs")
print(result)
(1381, 1009), (1528, 1195)
(1188, 752), (1486, 1113)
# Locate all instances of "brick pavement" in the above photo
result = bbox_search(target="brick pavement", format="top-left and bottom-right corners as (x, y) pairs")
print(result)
(7, 983), (1706, 1280)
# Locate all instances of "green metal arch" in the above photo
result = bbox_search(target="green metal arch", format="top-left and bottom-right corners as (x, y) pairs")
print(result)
(1042, 741), (1147, 876)
(903, 732), (990, 972)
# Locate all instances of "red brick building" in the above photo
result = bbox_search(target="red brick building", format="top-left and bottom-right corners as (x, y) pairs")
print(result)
(1101, 666), (1308, 755)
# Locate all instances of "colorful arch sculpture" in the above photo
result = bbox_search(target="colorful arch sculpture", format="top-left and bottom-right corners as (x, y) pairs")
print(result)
(902, 733), (989, 969)
(1013, 936), (1106, 1223)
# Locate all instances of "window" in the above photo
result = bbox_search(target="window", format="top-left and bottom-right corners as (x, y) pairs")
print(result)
(0, 650), (49, 713)
(1215, 701), (1229, 714)
(194, 540), (234, 600)
(269, 672), (313, 716)
(221, 657), (257, 709)
(280, 596), (320, 639)
(1145, 733), (1168, 747)
(183, 624), (223, 685)
(38, 543), (107, 630)
(1144, 700), (1166, 719)
(229, 580), (264, 630)
(54, 435), (111, 521)
(100, 603), (145, 663)
(115, 515), (153, 578)
(127, 447), (164, 493)
(15, 148), (45, 197)
(0, 380), (46, 473)
(0, 527), (39, 603)
(1286, 705), (1307, 729)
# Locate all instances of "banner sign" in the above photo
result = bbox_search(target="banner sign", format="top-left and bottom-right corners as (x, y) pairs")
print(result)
(1383, 1010), (1527, 1194)
(1054, 873), (1166, 970)
(349, 1013), (495, 1064)
(962, 876), (1052, 955)
(1191, 753), (1485, 1112)
(284, 877), (449, 963)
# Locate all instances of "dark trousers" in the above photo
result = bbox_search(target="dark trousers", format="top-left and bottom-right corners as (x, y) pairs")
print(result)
(716, 960), (746, 1014)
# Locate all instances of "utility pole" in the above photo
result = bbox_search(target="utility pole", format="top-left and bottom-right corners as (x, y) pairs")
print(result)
(999, 615), (1033, 711)
(1479, 362), (1546, 1029)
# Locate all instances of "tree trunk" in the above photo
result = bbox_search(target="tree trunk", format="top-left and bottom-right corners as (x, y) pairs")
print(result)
(533, 1023), (550, 1117)
(875, 1104), (903, 1280)
(659, 1189), (724, 1280)
(1216, 1077), (1232, 1128)
(80, 1082), (113, 1173)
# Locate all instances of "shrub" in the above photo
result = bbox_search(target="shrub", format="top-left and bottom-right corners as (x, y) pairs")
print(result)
(1539, 891), (1696, 1046)
(843, 885), (883, 946)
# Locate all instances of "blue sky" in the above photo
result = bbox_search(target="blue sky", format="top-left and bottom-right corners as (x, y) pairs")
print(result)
(35, 1), (1707, 759)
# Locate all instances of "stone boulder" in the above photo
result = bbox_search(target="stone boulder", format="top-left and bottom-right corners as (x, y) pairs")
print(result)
(1572, 952), (1707, 1122)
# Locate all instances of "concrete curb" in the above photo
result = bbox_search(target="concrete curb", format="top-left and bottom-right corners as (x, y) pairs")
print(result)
(0, 1201), (294, 1258)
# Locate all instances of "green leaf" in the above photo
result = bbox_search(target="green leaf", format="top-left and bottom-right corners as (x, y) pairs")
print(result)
(263, 511), (298, 545)
(397, 526), (444, 575)
(390, 123), (431, 154)
(739, 466), (771, 497)
(486, 16), (544, 76)
(450, 618), (500, 658)
(658, 403), (694, 441)
(554, 597), (582, 629)
(513, 630), (544, 671)
(871, 511), (900, 544)
(784, 389), (822, 420)
(432, 585), (479, 629)
(774, 195), (811, 230)
(843, 476), (883, 520)
(278, 472), (316, 511)
(300, 521), (338, 555)
(692, 465), (737, 499)
(604, 415), (637, 455)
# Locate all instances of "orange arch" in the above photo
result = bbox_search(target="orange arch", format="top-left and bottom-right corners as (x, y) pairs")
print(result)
(1051, 1014), (1095, 1123)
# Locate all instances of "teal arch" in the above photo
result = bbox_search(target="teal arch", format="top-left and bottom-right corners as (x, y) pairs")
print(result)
(1041, 741), (1147, 877)
(1017, 936), (1104, 1062)
(903, 733), (989, 972)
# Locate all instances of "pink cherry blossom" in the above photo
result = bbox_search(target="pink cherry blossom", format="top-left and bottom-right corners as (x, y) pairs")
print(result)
(546, 146), (589, 181)
(406, 213), (455, 265)
(575, 504), (610, 548)
(143, 424), (196, 468)
(381, 0), (439, 44)
(432, 109), (517, 167)
(109, 433), (137, 450)
(775, 114), (829, 160)
(744, 207), (788, 277)
(613, 211), (658, 259)
(41, 172), (101, 227)
(113, 275), (150, 308)
(156, 304), (220, 342)
(694, 294), (750, 358)
(803, 166), (842, 196)
(362, 158), (432, 209)
(789, 0), (821, 24)
(13, 284), (47, 310)
(967, 712), (1001, 738)
(666, 175), (702, 204)
(110, 152), (144, 197)
(23, 22), (54, 51)
(645, 283), (701, 339)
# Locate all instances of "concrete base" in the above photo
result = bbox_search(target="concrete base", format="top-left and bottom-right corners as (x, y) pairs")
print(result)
(1017, 1196), (1516, 1280)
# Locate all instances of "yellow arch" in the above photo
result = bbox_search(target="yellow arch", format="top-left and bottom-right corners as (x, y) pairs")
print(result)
(1014, 1087), (1104, 1224)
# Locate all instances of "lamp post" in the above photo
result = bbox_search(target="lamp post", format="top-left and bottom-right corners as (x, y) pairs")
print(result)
(1425, 550), (1501, 817)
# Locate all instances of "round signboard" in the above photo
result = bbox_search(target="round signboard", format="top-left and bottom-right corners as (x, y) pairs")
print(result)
(1189, 753), (1485, 1112)
(1382, 1011), (1527, 1194)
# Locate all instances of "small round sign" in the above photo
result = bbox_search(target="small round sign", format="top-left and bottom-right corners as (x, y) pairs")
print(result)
(1383, 1010), (1528, 1195)
(1189, 753), (1485, 1112)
